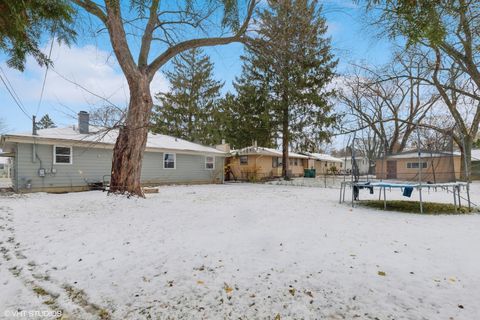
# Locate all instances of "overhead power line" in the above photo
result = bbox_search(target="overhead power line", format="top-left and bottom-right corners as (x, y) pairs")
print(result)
(0, 66), (31, 120)
(36, 37), (56, 117)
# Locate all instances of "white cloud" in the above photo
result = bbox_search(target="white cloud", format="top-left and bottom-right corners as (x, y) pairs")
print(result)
(326, 21), (341, 36)
(2, 42), (169, 110)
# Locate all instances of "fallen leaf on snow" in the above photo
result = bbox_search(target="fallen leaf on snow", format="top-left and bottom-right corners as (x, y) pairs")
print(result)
(224, 283), (233, 293)
(378, 271), (386, 276)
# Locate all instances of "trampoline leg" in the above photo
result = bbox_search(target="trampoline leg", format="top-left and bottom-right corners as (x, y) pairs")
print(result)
(339, 184), (343, 204)
(419, 186), (423, 214)
(343, 183), (346, 203)
(467, 184), (471, 211)
(383, 187), (386, 210)
(457, 186), (462, 209)
(351, 185), (354, 208)
(378, 187), (382, 201)
(453, 187), (457, 213)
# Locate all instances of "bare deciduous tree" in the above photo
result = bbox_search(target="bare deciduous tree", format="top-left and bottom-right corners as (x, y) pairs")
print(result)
(339, 53), (439, 156)
(0, 118), (7, 134)
(366, 0), (480, 179)
(89, 105), (126, 128)
(72, 0), (257, 196)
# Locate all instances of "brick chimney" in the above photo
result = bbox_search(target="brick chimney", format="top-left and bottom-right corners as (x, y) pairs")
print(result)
(215, 139), (230, 153)
(78, 111), (89, 134)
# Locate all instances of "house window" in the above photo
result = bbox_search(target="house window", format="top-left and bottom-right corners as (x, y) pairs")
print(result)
(53, 146), (72, 164)
(294, 158), (298, 166)
(205, 156), (215, 170)
(163, 153), (176, 169)
(240, 155), (248, 165)
(272, 157), (278, 168)
(289, 159), (293, 166)
(407, 162), (427, 169)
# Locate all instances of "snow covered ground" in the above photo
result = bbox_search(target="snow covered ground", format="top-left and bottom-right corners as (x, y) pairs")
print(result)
(0, 178), (12, 188)
(1, 183), (480, 319)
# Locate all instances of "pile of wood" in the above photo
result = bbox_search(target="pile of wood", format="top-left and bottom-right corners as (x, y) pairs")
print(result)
(142, 187), (159, 194)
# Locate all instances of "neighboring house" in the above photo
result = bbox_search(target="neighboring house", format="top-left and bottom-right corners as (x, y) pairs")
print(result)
(375, 150), (461, 182)
(471, 149), (480, 180)
(304, 153), (343, 175)
(0, 155), (12, 178)
(0, 112), (227, 193)
(227, 146), (309, 180)
(342, 156), (372, 175)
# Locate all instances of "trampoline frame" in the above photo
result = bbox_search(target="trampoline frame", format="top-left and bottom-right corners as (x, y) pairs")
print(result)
(339, 181), (472, 214)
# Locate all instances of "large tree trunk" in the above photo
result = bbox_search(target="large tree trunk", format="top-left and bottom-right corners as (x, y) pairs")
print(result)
(110, 74), (153, 196)
(459, 134), (473, 182)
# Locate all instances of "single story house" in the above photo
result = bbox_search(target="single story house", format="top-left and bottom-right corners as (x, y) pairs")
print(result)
(0, 155), (12, 178)
(342, 156), (373, 175)
(227, 146), (309, 181)
(0, 112), (227, 193)
(375, 150), (461, 182)
(303, 153), (343, 175)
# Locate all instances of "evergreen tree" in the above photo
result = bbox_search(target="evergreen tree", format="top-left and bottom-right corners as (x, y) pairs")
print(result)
(238, 0), (338, 177)
(215, 84), (276, 150)
(152, 48), (224, 145)
(0, 0), (75, 71)
(37, 114), (56, 129)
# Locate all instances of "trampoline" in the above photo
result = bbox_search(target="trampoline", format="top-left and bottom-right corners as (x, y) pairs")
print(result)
(339, 181), (472, 214)
(338, 122), (476, 214)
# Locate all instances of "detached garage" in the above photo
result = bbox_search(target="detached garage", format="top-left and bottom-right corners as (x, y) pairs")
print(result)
(375, 151), (461, 183)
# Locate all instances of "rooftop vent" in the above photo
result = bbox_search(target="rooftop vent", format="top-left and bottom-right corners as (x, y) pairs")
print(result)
(78, 111), (89, 134)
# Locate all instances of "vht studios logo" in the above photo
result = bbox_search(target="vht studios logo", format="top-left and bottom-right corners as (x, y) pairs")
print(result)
(4, 309), (63, 318)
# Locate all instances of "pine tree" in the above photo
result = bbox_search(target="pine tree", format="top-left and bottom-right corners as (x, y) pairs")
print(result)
(152, 48), (224, 145)
(238, 0), (338, 177)
(216, 89), (276, 150)
(0, 0), (75, 71)
(37, 114), (56, 129)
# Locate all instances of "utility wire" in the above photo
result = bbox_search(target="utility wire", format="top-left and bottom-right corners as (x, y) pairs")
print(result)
(36, 37), (56, 117)
(0, 67), (31, 120)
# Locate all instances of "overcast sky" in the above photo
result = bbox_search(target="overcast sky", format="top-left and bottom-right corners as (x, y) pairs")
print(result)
(0, 0), (394, 148)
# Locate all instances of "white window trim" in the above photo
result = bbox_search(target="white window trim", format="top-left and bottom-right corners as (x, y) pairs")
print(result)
(163, 152), (176, 169)
(205, 156), (215, 170)
(407, 162), (427, 169)
(239, 155), (248, 165)
(53, 145), (73, 165)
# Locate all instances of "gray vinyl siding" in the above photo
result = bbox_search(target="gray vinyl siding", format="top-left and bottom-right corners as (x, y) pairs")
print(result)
(12, 144), (19, 191)
(141, 152), (224, 184)
(14, 142), (224, 191)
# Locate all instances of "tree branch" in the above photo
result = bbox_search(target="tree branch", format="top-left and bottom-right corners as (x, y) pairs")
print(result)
(71, 0), (107, 23)
(138, 0), (160, 68)
(146, 0), (256, 78)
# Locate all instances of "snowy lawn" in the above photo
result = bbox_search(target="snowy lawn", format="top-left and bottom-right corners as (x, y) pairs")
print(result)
(1, 183), (480, 319)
